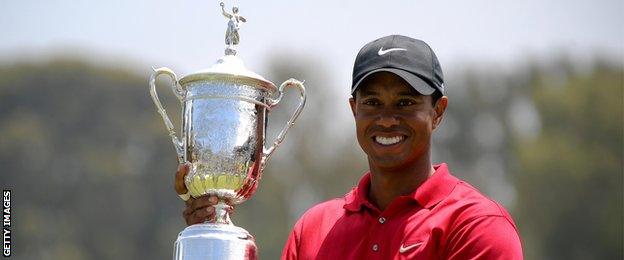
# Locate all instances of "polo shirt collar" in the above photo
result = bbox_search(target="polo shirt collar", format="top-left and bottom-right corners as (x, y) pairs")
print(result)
(343, 163), (459, 212)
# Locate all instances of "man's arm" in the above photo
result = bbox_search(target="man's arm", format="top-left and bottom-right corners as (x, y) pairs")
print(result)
(220, 2), (232, 18)
(281, 226), (300, 260)
(445, 215), (523, 260)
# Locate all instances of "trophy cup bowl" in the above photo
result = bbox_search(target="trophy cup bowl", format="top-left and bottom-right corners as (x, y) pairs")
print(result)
(150, 53), (306, 260)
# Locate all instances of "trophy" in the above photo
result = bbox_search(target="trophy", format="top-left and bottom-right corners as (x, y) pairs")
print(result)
(149, 3), (306, 259)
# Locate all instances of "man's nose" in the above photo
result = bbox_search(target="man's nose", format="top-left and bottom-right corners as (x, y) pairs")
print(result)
(375, 113), (400, 128)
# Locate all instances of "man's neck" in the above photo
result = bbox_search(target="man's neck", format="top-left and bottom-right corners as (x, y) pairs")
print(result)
(367, 155), (434, 211)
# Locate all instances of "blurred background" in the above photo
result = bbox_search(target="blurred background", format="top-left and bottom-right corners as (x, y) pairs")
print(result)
(1, 0), (622, 259)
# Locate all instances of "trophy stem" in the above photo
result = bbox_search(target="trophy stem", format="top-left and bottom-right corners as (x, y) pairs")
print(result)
(212, 200), (233, 225)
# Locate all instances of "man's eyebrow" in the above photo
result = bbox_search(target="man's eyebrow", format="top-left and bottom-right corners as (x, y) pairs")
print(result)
(358, 89), (379, 97)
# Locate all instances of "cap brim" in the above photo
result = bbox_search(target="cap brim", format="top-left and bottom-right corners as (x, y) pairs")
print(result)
(351, 68), (436, 95)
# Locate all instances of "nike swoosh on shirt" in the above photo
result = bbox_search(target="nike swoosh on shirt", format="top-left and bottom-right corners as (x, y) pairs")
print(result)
(399, 242), (424, 253)
(378, 47), (407, 56)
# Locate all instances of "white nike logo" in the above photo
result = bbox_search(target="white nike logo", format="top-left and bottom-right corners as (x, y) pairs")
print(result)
(378, 47), (407, 56)
(399, 242), (424, 253)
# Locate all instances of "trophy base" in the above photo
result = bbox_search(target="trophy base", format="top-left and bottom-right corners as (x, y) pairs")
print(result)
(174, 223), (257, 260)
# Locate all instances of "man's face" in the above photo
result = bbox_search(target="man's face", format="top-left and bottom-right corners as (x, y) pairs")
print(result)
(349, 72), (447, 170)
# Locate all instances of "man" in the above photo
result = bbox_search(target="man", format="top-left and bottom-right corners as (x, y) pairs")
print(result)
(176, 35), (523, 259)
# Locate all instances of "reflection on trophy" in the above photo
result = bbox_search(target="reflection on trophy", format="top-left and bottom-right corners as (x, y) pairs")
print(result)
(149, 3), (306, 259)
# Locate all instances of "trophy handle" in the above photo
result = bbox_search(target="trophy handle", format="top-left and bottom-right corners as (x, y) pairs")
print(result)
(262, 79), (307, 167)
(149, 67), (186, 164)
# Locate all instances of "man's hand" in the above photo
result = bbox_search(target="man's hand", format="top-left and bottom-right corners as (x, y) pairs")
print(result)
(175, 163), (219, 225)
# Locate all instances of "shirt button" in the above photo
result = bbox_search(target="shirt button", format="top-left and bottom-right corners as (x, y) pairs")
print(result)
(372, 244), (379, 252)
(378, 217), (386, 224)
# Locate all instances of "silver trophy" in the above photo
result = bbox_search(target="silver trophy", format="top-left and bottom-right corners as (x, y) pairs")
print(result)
(149, 3), (306, 259)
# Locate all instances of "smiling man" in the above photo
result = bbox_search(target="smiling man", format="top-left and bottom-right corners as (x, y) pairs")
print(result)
(177, 35), (523, 259)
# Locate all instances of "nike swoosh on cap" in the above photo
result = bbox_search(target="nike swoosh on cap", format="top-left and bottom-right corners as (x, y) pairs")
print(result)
(399, 242), (424, 253)
(378, 47), (407, 56)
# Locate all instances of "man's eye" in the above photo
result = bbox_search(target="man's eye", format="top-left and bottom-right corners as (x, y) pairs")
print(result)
(398, 100), (415, 106)
(363, 100), (380, 106)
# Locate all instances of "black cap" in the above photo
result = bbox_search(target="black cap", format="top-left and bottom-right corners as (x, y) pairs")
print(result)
(351, 35), (444, 96)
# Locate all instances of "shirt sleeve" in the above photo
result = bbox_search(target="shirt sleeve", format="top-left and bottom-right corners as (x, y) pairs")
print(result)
(281, 221), (301, 260)
(445, 215), (523, 260)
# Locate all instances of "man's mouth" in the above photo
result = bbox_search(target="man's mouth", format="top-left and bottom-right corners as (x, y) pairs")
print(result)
(374, 135), (405, 146)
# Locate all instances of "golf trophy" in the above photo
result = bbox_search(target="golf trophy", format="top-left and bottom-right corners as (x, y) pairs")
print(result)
(149, 3), (306, 259)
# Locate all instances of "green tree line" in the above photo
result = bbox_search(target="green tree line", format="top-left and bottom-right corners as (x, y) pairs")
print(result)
(0, 55), (621, 259)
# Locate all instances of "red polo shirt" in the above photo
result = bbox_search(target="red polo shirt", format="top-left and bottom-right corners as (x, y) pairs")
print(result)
(281, 163), (523, 259)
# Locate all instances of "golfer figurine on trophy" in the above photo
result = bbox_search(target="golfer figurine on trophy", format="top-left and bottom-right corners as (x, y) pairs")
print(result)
(221, 2), (246, 55)
(149, 2), (306, 259)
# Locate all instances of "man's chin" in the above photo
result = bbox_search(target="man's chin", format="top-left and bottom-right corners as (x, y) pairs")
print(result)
(368, 155), (409, 170)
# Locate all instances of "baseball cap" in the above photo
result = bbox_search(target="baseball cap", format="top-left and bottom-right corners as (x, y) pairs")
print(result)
(351, 35), (445, 96)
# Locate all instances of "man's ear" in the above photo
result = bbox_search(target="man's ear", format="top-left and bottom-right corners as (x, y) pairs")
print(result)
(349, 97), (357, 117)
(432, 96), (448, 129)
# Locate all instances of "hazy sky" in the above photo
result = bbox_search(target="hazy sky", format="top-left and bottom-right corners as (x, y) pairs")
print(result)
(2, 0), (622, 92)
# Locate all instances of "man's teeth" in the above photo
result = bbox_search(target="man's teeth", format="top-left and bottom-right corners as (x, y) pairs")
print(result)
(375, 136), (404, 145)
